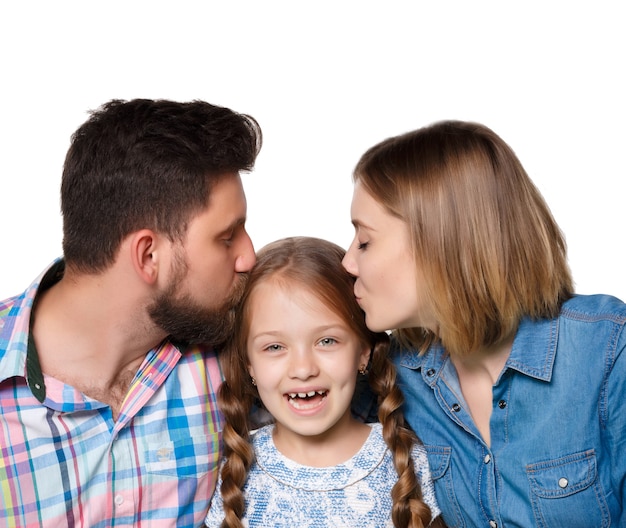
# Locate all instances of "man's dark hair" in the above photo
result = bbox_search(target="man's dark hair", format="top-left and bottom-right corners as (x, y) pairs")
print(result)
(61, 98), (262, 273)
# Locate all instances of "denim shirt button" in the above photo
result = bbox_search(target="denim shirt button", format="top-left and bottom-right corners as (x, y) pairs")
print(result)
(426, 368), (436, 377)
(484, 454), (491, 464)
(489, 521), (498, 528)
(451, 403), (461, 412)
(558, 477), (569, 488)
(498, 399), (507, 409)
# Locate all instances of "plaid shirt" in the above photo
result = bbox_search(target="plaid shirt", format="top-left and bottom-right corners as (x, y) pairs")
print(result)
(0, 260), (224, 527)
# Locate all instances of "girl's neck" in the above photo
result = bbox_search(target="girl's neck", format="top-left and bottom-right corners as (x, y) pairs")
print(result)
(272, 416), (371, 467)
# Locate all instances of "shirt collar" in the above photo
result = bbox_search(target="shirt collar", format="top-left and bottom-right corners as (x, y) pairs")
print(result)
(506, 315), (557, 381)
(393, 315), (558, 383)
(26, 260), (67, 402)
(0, 259), (62, 390)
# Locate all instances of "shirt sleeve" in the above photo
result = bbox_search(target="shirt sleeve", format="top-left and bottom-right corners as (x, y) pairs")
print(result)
(608, 320), (626, 511)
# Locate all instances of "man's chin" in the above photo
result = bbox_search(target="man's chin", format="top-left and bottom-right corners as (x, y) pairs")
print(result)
(149, 299), (237, 347)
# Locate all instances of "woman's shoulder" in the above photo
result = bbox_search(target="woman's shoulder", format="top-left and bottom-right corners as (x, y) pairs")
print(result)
(561, 293), (626, 323)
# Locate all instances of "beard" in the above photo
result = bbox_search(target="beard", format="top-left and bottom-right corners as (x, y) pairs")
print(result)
(148, 254), (248, 346)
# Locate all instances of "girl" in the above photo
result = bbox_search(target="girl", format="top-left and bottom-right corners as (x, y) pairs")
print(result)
(205, 236), (442, 527)
(343, 120), (626, 527)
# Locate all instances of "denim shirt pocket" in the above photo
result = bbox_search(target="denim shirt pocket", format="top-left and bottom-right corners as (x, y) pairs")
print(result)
(526, 449), (610, 528)
(425, 445), (466, 528)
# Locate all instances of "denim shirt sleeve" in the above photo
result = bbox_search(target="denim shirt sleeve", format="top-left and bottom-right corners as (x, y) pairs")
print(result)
(606, 305), (626, 505)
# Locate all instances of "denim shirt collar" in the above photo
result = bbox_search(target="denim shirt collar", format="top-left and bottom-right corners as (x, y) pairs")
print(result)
(394, 314), (558, 384)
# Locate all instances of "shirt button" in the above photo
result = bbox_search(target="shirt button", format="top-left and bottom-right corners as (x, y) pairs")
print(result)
(484, 454), (491, 463)
(558, 478), (569, 488)
(498, 400), (507, 409)
(426, 368), (436, 377)
(451, 403), (461, 412)
(114, 494), (124, 506)
(489, 521), (498, 528)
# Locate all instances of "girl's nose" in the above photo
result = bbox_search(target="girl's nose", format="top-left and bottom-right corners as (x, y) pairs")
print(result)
(288, 348), (320, 380)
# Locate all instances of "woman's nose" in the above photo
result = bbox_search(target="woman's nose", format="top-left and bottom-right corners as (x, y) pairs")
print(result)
(342, 241), (358, 276)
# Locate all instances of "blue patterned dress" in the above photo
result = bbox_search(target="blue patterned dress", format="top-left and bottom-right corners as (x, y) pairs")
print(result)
(205, 423), (440, 527)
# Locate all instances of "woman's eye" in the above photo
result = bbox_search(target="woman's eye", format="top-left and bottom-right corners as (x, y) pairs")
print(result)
(264, 344), (283, 352)
(318, 337), (337, 346)
(357, 241), (369, 250)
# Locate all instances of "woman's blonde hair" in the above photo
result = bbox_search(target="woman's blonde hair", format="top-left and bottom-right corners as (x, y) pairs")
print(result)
(355, 120), (573, 355)
(217, 236), (436, 527)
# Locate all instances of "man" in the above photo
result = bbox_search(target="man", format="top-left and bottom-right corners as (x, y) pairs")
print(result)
(0, 99), (262, 527)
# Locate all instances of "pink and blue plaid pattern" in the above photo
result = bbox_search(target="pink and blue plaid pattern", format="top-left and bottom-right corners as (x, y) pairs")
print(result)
(1, 261), (224, 527)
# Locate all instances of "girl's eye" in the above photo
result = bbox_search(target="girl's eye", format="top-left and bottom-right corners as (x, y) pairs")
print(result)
(318, 337), (337, 347)
(357, 241), (369, 250)
(263, 344), (283, 352)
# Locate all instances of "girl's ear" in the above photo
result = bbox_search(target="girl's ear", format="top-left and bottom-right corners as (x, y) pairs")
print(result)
(359, 343), (371, 371)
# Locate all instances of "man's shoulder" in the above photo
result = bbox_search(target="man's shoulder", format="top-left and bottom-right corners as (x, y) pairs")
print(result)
(0, 294), (20, 317)
(1, 294), (26, 355)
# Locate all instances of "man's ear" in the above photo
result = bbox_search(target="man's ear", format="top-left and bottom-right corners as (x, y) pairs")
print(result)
(130, 229), (160, 285)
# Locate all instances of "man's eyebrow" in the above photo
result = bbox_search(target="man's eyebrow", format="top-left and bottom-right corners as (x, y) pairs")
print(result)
(217, 217), (246, 237)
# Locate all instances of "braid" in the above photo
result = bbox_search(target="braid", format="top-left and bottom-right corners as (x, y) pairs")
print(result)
(216, 347), (256, 528)
(368, 336), (434, 528)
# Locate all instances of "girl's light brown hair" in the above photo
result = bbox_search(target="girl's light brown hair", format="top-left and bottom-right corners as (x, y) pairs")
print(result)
(354, 121), (573, 355)
(217, 236), (439, 527)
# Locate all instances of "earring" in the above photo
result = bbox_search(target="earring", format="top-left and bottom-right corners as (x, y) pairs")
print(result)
(251, 376), (257, 386)
(359, 365), (368, 376)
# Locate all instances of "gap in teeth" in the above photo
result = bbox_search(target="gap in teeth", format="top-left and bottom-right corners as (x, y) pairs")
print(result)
(288, 390), (326, 400)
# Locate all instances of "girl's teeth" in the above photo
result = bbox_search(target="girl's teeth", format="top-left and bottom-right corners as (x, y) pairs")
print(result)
(288, 390), (325, 399)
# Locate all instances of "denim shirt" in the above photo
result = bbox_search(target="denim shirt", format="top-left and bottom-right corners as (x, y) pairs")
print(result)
(390, 294), (626, 528)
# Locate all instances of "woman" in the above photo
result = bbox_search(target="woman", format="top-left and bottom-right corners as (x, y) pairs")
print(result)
(343, 120), (626, 527)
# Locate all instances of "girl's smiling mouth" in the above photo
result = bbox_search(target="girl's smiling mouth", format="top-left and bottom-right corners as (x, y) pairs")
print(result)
(286, 390), (328, 410)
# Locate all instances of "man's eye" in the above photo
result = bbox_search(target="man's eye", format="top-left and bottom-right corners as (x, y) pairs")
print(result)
(222, 231), (234, 244)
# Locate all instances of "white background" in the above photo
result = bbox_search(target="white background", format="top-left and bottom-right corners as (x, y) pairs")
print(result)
(1, 2), (624, 301)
